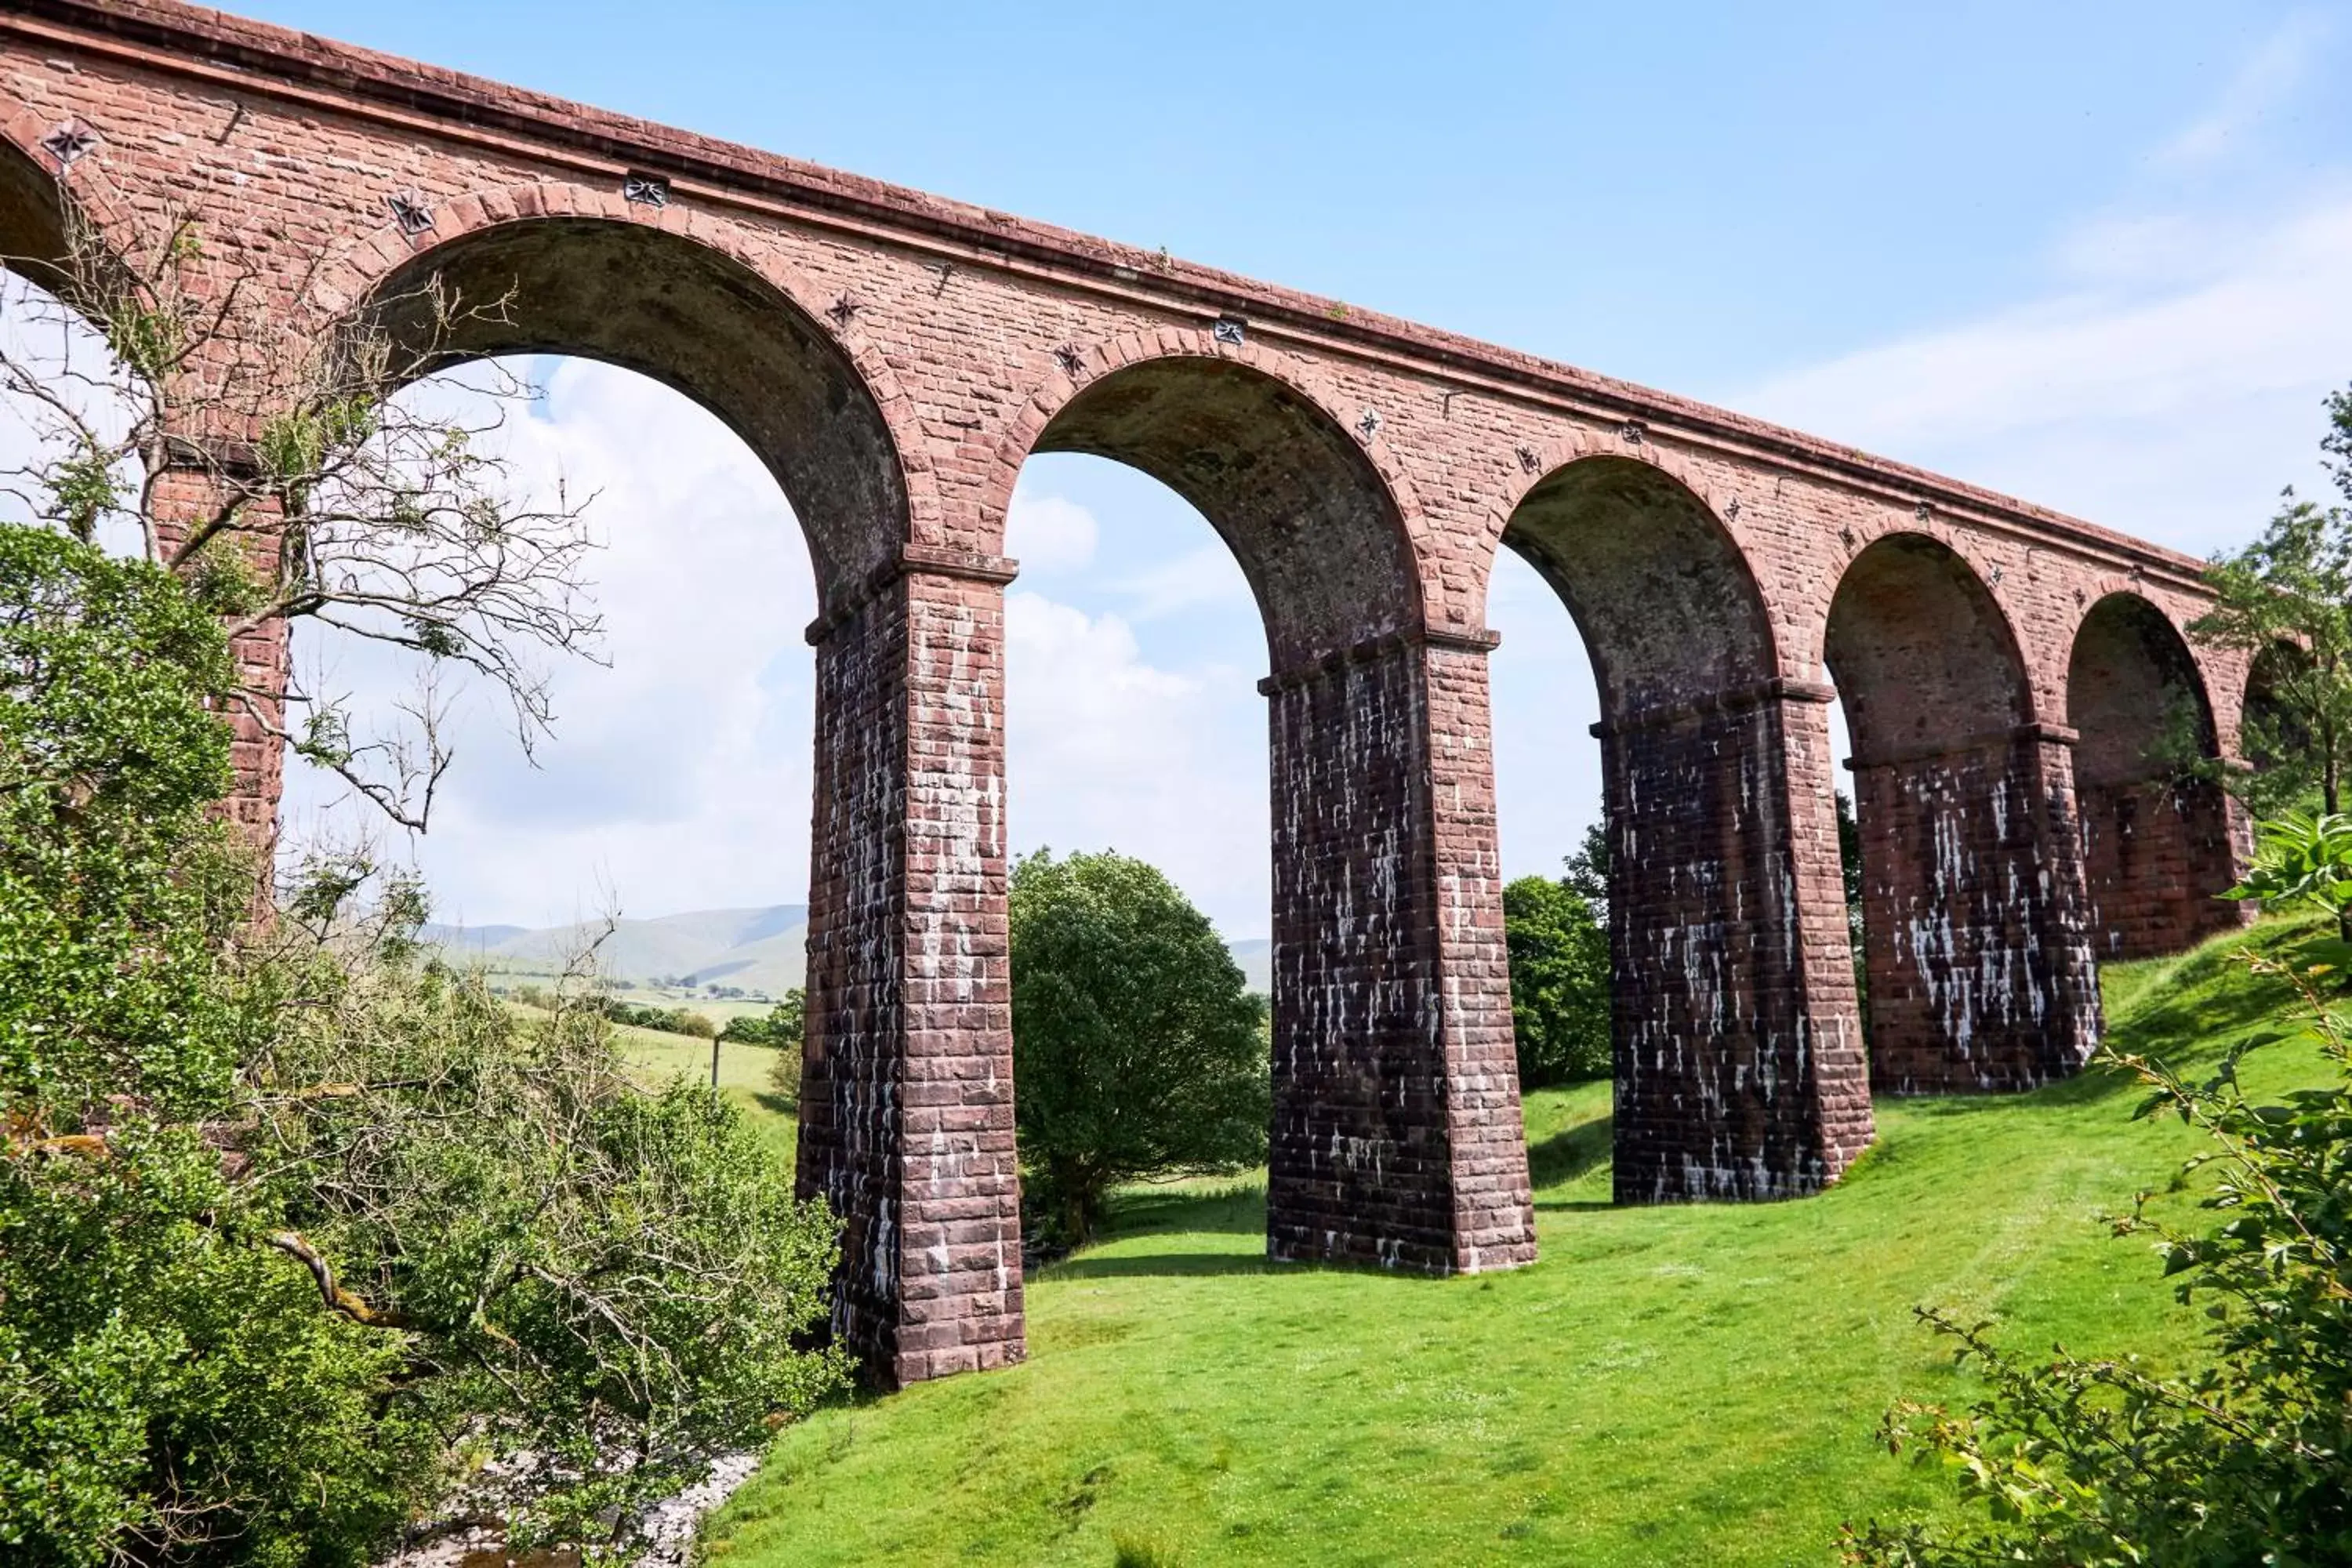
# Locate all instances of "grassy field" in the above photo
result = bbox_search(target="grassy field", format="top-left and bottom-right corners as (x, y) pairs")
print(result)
(695, 916), (2336, 1567)
(614, 1025), (797, 1161)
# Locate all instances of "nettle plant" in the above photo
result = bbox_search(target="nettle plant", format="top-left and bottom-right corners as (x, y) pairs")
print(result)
(0, 203), (601, 828)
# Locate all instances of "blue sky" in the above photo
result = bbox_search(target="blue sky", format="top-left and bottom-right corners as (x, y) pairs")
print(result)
(256, 2), (2352, 937)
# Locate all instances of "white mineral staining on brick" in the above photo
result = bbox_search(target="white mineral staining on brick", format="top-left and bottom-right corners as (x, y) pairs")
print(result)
(29, 9), (2245, 1383)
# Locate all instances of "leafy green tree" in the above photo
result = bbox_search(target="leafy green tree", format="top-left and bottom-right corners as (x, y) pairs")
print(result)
(723, 989), (805, 1049)
(1502, 874), (1611, 1086)
(1563, 820), (1610, 913)
(1838, 789), (1869, 1023)
(1842, 812), (2352, 1565)
(1008, 850), (1268, 1245)
(0, 526), (847, 1564)
(2184, 387), (2352, 845)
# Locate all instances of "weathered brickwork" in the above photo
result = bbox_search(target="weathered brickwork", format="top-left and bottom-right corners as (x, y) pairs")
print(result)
(1601, 689), (1874, 1200)
(0, 0), (2254, 1385)
(2069, 593), (2252, 959)
(1849, 735), (2103, 1094)
(1264, 639), (1537, 1271)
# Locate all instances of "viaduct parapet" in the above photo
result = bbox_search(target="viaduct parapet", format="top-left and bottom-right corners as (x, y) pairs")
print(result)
(0, 0), (2252, 1385)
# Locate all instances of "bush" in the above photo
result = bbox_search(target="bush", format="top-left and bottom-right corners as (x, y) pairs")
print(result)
(1009, 850), (1268, 1245)
(596, 996), (717, 1038)
(0, 525), (848, 1564)
(723, 989), (805, 1049)
(1843, 814), (2352, 1563)
(719, 991), (808, 1105)
(1502, 874), (1610, 1086)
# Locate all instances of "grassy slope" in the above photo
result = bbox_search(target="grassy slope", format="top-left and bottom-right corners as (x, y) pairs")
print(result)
(701, 916), (2336, 1567)
(615, 1025), (798, 1163)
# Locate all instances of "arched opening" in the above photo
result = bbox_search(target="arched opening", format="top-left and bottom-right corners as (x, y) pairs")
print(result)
(0, 136), (76, 292)
(2068, 593), (2245, 957)
(1014, 350), (1533, 1272)
(1824, 533), (2098, 1094)
(1027, 355), (1416, 669)
(1497, 455), (1868, 1203)
(366, 218), (907, 606)
(359, 215), (975, 1381)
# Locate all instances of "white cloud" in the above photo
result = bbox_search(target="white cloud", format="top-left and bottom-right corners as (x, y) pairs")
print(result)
(1736, 190), (2352, 557)
(1002, 588), (1270, 935)
(1109, 540), (1258, 622)
(1004, 490), (1098, 573)
(2158, 10), (2328, 169)
(281, 357), (818, 930)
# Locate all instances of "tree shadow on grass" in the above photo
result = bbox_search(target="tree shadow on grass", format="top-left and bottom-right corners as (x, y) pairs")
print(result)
(1528, 1111), (1612, 1196)
(1031, 1182), (1274, 1281)
(1044, 1249), (1279, 1282)
(751, 1091), (798, 1120)
(1106, 1181), (1267, 1238)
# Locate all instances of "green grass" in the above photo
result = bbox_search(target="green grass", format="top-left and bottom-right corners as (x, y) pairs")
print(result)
(699, 916), (2339, 1567)
(614, 1025), (798, 1163)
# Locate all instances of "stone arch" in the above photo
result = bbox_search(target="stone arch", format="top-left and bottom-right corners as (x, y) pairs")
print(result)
(2067, 591), (2244, 958)
(1493, 445), (1870, 1203)
(989, 330), (1537, 1276)
(989, 332), (1425, 671)
(0, 106), (140, 289)
(317, 183), (923, 613)
(1497, 447), (1778, 717)
(1827, 532), (2099, 1094)
(1825, 532), (2030, 758)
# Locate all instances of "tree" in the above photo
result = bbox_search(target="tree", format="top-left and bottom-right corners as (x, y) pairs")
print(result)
(717, 989), (808, 1105)
(2184, 387), (2352, 856)
(1842, 815), (2352, 1566)
(1563, 820), (1610, 913)
(1838, 789), (1870, 1024)
(0, 201), (600, 829)
(1007, 851), (1268, 1245)
(722, 989), (805, 1048)
(0, 524), (848, 1565)
(1502, 874), (1611, 1086)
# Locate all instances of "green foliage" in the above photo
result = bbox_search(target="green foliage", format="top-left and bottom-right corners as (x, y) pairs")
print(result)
(0, 522), (846, 1564)
(2187, 387), (2352, 820)
(250, 955), (848, 1549)
(724, 989), (807, 1048)
(2227, 808), (2352, 917)
(598, 996), (718, 1038)
(1008, 850), (1269, 1245)
(1502, 874), (1610, 1086)
(1844, 947), (2352, 1565)
(0, 524), (245, 1120)
(1562, 820), (1609, 913)
(0, 1123), (436, 1566)
(720, 991), (808, 1105)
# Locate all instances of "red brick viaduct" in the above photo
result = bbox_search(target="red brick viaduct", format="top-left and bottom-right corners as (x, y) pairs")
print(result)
(0, 1), (2256, 1386)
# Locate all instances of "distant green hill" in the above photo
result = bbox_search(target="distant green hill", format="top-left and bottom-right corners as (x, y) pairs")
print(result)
(422, 904), (810, 995)
(429, 906), (1271, 997)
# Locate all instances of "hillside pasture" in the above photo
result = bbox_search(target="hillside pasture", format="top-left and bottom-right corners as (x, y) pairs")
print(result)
(696, 916), (2333, 1566)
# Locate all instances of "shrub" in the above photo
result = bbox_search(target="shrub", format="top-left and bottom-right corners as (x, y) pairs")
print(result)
(1843, 816), (2352, 1563)
(1008, 850), (1268, 1245)
(723, 989), (805, 1049)
(1502, 874), (1610, 1086)
(0, 524), (848, 1564)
